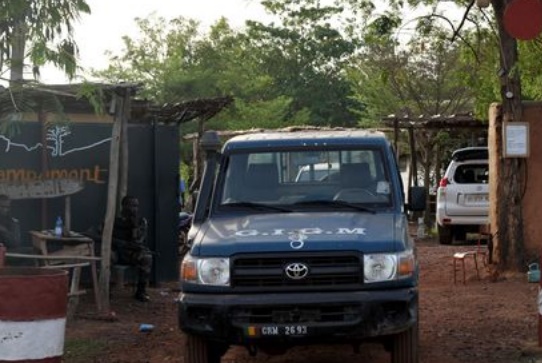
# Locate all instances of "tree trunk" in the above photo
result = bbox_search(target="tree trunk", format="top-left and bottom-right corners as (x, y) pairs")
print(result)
(435, 142), (442, 189)
(408, 127), (417, 186)
(492, 0), (525, 272)
(10, 19), (27, 84)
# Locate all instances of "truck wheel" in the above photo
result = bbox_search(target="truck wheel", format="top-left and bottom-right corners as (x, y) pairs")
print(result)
(391, 323), (418, 363)
(438, 225), (452, 245)
(184, 334), (222, 363)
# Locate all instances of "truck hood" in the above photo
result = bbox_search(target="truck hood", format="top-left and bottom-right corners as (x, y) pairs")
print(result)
(192, 212), (408, 256)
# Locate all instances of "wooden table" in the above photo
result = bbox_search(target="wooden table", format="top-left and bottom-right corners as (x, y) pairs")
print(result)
(28, 230), (102, 314)
(30, 230), (95, 257)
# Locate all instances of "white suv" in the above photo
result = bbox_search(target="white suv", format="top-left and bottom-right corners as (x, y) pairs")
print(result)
(295, 162), (339, 182)
(436, 147), (489, 244)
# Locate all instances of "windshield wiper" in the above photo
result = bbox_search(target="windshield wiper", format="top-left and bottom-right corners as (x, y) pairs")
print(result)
(293, 200), (376, 213)
(221, 201), (292, 213)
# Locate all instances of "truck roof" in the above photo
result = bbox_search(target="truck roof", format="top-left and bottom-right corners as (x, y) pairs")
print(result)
(451, 146), (488, 161)
(223, 130), (389, 151)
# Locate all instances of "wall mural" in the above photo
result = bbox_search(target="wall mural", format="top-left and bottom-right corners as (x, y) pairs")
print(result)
(0, 122), (180, 281)
(0, 125), (111, 187)
(1, 125), (112, 156)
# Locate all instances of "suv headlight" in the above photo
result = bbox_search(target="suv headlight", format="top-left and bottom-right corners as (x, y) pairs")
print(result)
(363, 250), (415, 283)
(181, 255), (230, 286)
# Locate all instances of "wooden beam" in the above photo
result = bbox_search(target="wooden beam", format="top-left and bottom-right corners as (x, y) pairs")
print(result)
(99, 92), (124, 313)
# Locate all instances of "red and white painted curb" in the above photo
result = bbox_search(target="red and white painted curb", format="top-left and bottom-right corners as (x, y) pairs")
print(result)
(0, 268), (68, 363)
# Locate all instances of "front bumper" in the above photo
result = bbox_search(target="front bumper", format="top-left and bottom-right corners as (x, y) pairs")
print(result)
(178, 288), (418, 345)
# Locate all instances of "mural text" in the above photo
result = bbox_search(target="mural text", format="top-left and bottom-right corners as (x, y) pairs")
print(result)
(0, 166), (107, 184)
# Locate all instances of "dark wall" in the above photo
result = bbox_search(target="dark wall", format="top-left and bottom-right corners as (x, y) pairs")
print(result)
(0, 122), (180, 282)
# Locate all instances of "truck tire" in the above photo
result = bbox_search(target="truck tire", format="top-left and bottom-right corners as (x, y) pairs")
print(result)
(184, 334), (222, 363)
(438, 225), (452, 245)
(391, 323), (418, 363)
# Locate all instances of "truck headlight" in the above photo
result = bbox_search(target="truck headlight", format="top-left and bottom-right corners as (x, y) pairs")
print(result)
(181, 255), (230, 286)
(363, 250), (415, 283)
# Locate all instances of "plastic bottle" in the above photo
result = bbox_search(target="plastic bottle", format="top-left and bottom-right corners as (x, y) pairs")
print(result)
(54, 216), (63, 237)
(139, 323), (154, 332)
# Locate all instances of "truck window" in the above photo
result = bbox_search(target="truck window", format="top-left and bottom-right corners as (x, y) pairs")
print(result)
(219, 148), (392, 207)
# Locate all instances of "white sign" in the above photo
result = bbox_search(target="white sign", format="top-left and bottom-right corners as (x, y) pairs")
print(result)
(504, 122), (529, 158)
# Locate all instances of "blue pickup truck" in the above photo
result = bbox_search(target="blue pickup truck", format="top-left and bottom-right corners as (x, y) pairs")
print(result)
(178, 130), (426, 363)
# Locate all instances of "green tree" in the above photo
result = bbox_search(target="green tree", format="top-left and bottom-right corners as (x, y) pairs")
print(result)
(351, 26), (479, 122)
(0, 0), (92, 136)
(246, 0), (364, 126)
(0, 0), (91, 84)
(335, 0), (525, 271)
(96, 15), (201, 102)
(349, 22), (485, 221)
(95, 15), (307, 130)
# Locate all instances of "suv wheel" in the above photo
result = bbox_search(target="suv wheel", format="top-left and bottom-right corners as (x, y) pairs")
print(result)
(184, 335), (225, 363)
(391, 323), (419, 363)
(438, 225), (453, 245)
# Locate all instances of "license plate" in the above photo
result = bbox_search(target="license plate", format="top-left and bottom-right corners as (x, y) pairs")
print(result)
(465, 194), (488, 204)
(246, 325), (308, 337)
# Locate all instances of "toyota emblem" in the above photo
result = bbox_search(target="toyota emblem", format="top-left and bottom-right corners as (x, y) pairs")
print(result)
(285, 263), (309, 280)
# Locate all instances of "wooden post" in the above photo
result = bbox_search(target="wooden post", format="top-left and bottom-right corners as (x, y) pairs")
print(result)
(99, 91), (125, 313)
(119, 92), (130, 203)
(39, 106), (49, 230)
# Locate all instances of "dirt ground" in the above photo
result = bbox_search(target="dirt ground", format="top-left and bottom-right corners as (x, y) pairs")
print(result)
(66, 235), (542, 363)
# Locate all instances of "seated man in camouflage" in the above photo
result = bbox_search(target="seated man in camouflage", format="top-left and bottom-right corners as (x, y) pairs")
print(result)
(0, 194), (21, 250)
(112, 195), (153, 302)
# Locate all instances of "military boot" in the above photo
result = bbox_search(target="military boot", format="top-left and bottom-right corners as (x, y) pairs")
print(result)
(134, 282), (150, 302)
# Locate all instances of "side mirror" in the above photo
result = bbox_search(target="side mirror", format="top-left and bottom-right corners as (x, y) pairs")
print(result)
(193, 131), (221, 224)
(408, 186), (426, 211)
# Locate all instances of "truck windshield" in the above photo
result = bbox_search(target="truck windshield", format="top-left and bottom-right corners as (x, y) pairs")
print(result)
(219, 149), (393, 209)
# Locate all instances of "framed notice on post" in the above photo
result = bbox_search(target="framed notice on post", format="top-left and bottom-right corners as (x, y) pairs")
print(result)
(503, 122), (529, 158)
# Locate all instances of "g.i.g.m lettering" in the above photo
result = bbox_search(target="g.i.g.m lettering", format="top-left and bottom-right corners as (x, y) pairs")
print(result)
(234, 228), (366, 237)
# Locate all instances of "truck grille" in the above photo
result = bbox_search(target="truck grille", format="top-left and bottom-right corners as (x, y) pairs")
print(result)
(231, 252), (363, 291)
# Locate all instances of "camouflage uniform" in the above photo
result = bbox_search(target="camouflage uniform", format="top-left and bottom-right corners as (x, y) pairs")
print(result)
(113, 196), (153, 302)
(0, 195), (21, 250)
